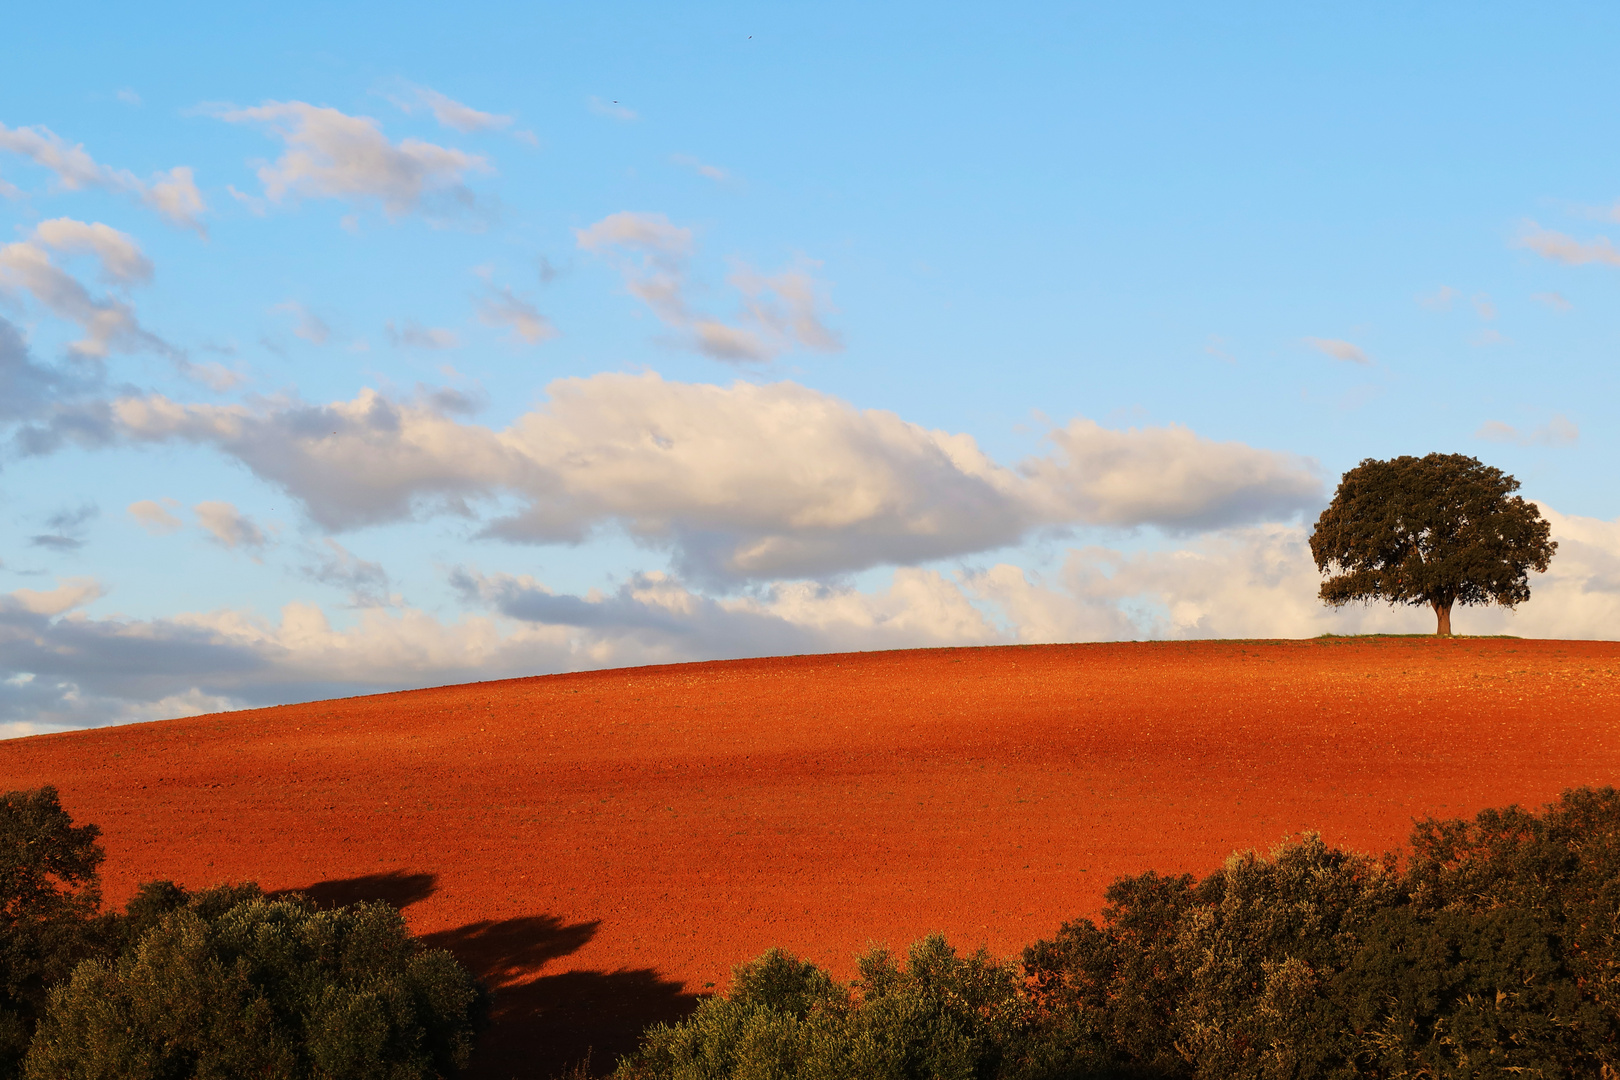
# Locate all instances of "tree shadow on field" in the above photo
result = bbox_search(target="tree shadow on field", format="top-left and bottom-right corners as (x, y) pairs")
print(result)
(281, 870), (439, 911)
(283, 873), (698, 1076)
(421, 916), (700, 1079)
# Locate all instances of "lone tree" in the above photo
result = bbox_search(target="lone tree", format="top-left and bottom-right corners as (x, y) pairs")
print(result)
(1309, 453), (1556, 635)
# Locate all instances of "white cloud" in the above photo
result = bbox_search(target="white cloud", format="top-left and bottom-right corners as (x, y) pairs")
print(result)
(102, 372), (1319, 582)
(213, 101), (490, 218)
(128, 498), (182, 535)
(4, 578), (102, 617)
(0, 123), (131, 191)
(32, 218), (152, 283)
(970, 505), (1614, 642)
(1304, 337), (1370, 365)
(729, 261), (843, 354)
(142, 167), (207, 234)
(116, 89), (142, 107)
(1533, 291), (1573, 312)
(274, 300), (331, 344)
(577, 211), (841, 362)
(476, 282), (556, 344)
(1517, 222), (1620, 266)
(194, 501), (270, 554)
(1023, 418), (1322, 531)
(6, 502), (1618, 732)
(576, 210), (693, 258)
(394, 85), (512, 133)
(0, 219), (169, 358)
(0, 123), (206, 233)
(386, 319), (460, 349)
(1475, 414), (1579, 447)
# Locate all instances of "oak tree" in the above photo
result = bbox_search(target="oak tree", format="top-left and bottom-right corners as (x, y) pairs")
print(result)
(1309, 453), (1555, 635)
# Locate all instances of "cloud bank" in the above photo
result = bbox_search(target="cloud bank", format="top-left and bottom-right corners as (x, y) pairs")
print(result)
(94, 372), (1321, 581)
(4, 505), (1614, 736)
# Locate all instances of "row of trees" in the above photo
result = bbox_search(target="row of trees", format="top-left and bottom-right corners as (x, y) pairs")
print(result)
(617, 787), (1620, 1079)
(9, 781), (1614, 1078)
(0, 786), (487, 1080)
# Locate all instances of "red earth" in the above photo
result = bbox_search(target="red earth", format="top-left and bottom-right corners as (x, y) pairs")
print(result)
(3, 637), (1618, 1077)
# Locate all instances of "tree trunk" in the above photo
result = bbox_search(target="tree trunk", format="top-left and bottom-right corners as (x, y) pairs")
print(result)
(1432, 600), (1453, 636)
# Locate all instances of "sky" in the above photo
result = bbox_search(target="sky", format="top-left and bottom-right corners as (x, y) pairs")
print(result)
(4, 1), (1620, 734)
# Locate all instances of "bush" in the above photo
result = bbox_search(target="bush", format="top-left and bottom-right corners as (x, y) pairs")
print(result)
(23, 883), (489, 1080)
(615, 935), (1071, 1080)
(621, 788), (1620, 1080)
(1022, 788), (1620, 1079)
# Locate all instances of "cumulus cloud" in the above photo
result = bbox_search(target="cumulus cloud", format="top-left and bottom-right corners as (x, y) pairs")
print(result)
(577, 211), (841, 362)
(0, 123), (207, 233)
(194, 501), (270, 554)
(99, 372), (1320, 582)
(1023, 418), (1321, 532)
(0, 565), (996, 730)
(386, 319), (460, 349)
(390, 84), (513, 133)
(7, 501), (1619, 733)
(1304, 337), (1370, 365)
(970, 506), (1620, 643)
(213, 101), (490, 218)
(1517, 222), (1620, 266)
(1475, 414), (1579, 447)
(476, 282), (556, 344)
(0, 219), (170, 358)
(274, 300), (331, 344)
(127, 498), (182, 534)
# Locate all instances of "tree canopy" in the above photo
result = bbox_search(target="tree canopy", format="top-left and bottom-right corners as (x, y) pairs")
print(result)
(1308, 453), (1556, 635)
(0, 786), (104, 1078)
(24, 883), (488, 1080)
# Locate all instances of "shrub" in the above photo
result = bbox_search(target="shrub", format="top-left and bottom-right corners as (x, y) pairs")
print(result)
(615, 935), (1071, 1080)
(23, 883), (489, 1080)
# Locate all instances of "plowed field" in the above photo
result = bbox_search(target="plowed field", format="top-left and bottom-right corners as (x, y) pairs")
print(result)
(3, 638), (1618, 1077)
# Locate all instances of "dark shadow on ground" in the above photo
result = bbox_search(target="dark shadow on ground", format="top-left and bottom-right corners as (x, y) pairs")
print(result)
(278, 870), (439, 911)
(422, 915), (700, 1079)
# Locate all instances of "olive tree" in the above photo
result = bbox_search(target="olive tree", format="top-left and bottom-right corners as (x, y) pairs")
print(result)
(24, 884), (488, 1080)
(0, 787), (104, 1078)
(1309, 453), (1555, 635)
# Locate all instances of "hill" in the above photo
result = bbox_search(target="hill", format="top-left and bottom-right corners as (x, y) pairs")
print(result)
(2, 638), (1616, 1077)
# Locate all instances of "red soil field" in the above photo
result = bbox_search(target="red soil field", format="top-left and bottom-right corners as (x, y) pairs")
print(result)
(3, 637), (1618, 1077)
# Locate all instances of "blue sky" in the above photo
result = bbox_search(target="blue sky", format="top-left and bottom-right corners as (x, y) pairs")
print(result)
(4, 2), (1619, 732)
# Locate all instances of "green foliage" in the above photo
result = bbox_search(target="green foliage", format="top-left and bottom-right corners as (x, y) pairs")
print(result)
(23, 883), (489, 1080)
(0, 786), (104, 1079)
(615, 935), (1068, 1080)
(1022, 788), (1620, 1080)
(1308, 453), (1556, 633)
(623, 789), (1620, 1080)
